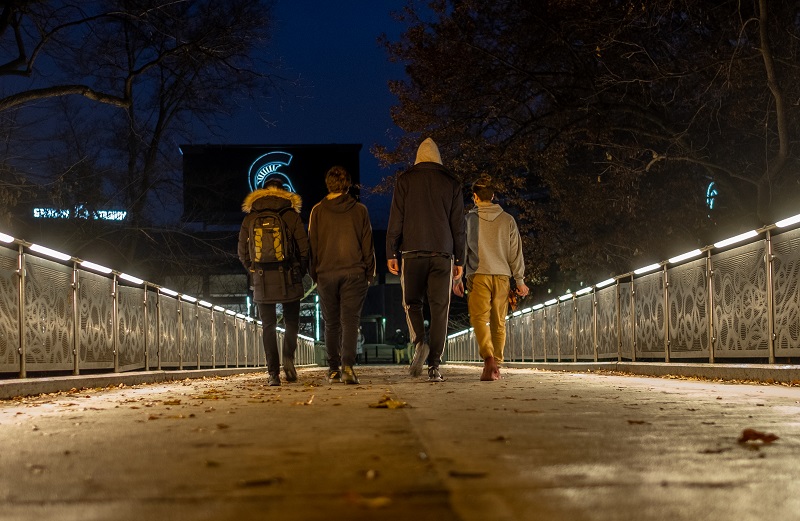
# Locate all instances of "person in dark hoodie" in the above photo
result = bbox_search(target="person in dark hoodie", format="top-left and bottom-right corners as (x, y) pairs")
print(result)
(309, 166), (375, 384)
(386, 137), (465, 382)
(238, 178), (309, 387)
(453, 177), (528, 381)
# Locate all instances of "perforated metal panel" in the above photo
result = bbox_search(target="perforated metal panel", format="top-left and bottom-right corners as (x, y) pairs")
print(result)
(76, 270), (113, 369)
(711, 241), (769, 357)
(576, 294), (594, 360)
(518, 311), (534, 361)
(667, 259), (708, 358)
(506, 313), (523, 362)
(0, 247), (20, 373)
(159, 295), (180, 367)
(558, 300), (574, 361)
(181, 301), (199, 368)
(24, 256), (73, 370)
(634, 271), (666, 358)
(771, 228), (800, 357)
(544, 306), (558, 360)
(532, 309), (545, 361)
(117, 285), (145, 371)
(596, 286), (618, 359)
(619, 282), (633, 360)
(197, 306), (213, 367)
(145, 292), (157, 370)
(214, 313), (229, 367)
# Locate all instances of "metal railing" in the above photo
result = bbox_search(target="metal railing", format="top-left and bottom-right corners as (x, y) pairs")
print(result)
(447, 214), (800, 364)
(0, 233), (316, 377)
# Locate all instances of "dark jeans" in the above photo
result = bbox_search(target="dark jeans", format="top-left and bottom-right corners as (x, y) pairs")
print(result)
(258, 300), (300, 375)
(400, 255), (453, 369)
(317, 272), (369, 369)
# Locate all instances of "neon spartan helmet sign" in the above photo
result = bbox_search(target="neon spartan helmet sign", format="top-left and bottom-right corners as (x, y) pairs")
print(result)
(248, 151), (296, 192)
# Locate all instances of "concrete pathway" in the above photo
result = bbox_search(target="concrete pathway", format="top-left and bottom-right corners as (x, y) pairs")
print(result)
(1, 365), (798, 520)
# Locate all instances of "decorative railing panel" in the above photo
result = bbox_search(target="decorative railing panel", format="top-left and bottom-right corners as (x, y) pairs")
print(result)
(118, 285), (146, 371)
(667, 259), (708, 358)
(24, 256), (73, 370)
(634, 272), (665, 359)
(771, 228), (800, 357)
(576, 294), (593, 361)
(596, 286), (618, 360)
(0, 248), (20, 373)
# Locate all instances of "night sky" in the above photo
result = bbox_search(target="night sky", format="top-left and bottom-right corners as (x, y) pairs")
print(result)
(204, 1), (408, 230)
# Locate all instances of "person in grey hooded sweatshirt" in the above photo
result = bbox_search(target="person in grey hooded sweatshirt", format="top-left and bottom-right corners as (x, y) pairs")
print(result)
(386, 137), (465, 382)
(309, 166), (375, 385)
(454, 176), (528, 381)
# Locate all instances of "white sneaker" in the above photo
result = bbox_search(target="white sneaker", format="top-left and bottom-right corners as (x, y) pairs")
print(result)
(427, 367), (444, 382)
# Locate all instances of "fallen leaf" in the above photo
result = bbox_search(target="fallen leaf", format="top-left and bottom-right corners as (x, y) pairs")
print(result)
(345, 492), (392, 508)
(369, 395), (408, 409)
(738, 428), (779, 444)
(163, 399), (181, 406)
(627, 420), (651, 425)
(238, 477), (283, 488)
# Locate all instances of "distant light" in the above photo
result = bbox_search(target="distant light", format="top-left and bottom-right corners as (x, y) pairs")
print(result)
(225, 309), (236, 316)
(714, 230), (758, 249)
(775, 213), (800, 228)
(0, 232), (13, 243)
(545, 299), (558, 306)
(559, 294), (572, 301)
(235, 313), (246, 319)
(30, 244), (71, 261)
(159, 287), (179, 296)
(79, 260), (112, 274)
(634, 263), (661, 275)
(668, 249), (703, 264)
(245, 316), (254, 322)
(199, 300), (213, 308)
(520, 307), (533, 314)
(213, 305), (225, 312)
(512, 310), (522, 317)
(596, 278), (615, 288)
(33, 206), (127, 221)
(181, 295), (197, 303)
(532, 304), (544, 310)
(576, 287), (593, 296)
(119, 273), (143, 285)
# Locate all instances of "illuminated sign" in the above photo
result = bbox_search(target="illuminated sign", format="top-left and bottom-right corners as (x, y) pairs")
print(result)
(248, 151), (295, 192)
(706, 182), (718, 209)
(33, 205), (127, 221)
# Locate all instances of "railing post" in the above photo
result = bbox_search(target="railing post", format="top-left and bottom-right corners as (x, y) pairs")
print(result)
(17, 246), (26, 378)
(663, 265), (670, 363)
(143, 285), (149, 371)
(112, 274), (119, 372)
(72, 263), (80, 375)
(543, 308), (548, 362)
(572, 298), (578, 362)
(615, 281), (621, 362)
(630, 275), (637, 362)
(556, 304), (562, 362)
(766, 229), (776, 364)
(211, 310), (216, 369)
(156, 291), (163, 370)
(177, 298), (184, 370)
(593, 290), (599, 362)
(707, 250), (715, 364)
(195, 302), (201, 370)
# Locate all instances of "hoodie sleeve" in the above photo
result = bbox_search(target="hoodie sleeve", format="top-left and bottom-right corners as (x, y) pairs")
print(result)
(385, 174), (406, 260)
(307, 204), (319, 282)
(450, 183), (466, 266)
(360, 204), (376, 283)
(238, 218), (252, 270)
(508, 217), (525, 284)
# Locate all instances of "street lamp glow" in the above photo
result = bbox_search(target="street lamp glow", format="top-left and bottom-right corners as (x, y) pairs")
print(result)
(713, 230), (758, 249)
(80, 260), (112, 274)
(776, 213), (800, 228)
(634, 263), (661, 275)
(30, 244), (71, 261)
(0, 232), (14, 243)
(119, 273), (144, 285)
(668, 249), (703, 264)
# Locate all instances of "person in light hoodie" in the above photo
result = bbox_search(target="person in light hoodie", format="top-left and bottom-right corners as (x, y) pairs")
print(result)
(386, 137), (465, 382)
(454, 176), (529, 381)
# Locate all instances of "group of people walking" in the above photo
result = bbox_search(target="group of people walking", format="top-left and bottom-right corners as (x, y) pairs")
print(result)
(238, 138), (528, 386)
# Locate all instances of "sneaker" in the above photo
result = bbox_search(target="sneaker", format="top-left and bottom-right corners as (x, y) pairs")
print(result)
(409, 343), (429, 377)
(268, 373), (281, 386)
(342, 365), (360, 385)
(283, 358), (297, 382)
(327, 369), (342, 384)
(427, 367), (445, 382)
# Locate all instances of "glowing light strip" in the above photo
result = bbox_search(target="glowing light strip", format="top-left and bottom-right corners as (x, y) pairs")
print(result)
(714, 230), (758, 249)
(634, 263), (661, 275)
(544, 299), (558, 306)
(30, 244), (71, 261)
(181, 295), (197, 303)
(776, 213), (800, 228)
(576, 287), (593, 295)
(119, 273), (143, 285)
(668, 249), (703, 264)
(199, 300), (213, 308)
(80, 260), (112, 274)
(0, 232), (13, 243)
(559, 294), (572, 301)
(532, 304), (544, 310)
(159, 287), (179, 296)
(596, 278), (615, 288)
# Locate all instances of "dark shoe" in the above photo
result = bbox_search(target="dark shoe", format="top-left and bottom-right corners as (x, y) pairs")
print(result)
(342, 365), (360, 385)
(283, 358), (297, 382)
(327, 369), (342, 384)
(409, 343), (429, 377)
(268, 373), (281, 386)
(481, 357), (497, 381)
(427, 367), (445, 382)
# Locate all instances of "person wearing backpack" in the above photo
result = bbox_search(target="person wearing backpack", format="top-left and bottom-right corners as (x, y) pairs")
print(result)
(238, 178), (309, 386)
(308, 166), (375, 384)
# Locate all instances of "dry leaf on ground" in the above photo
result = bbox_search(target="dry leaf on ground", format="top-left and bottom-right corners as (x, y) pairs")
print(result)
(738, 428), (779, 444)
(369, 395), (407, 409)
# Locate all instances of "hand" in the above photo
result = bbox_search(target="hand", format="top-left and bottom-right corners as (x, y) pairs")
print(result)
(516, 283), (529, 297)
(387, 259), (400, 275)
(452, 265), (463, 280)
(453, 280), (464, 297)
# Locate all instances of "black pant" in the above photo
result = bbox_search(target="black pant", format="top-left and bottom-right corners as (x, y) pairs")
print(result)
(400, 255), (453, 369)
(317, 272), (369, 369)
(258, 300), (300, 375)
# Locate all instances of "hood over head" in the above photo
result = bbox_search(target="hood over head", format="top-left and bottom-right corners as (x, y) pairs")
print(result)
(414, 137), (443, 165)
(242, 186), (302, 213)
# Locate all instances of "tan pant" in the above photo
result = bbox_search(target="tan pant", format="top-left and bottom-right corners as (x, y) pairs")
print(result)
(467, 274), (510, 363)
